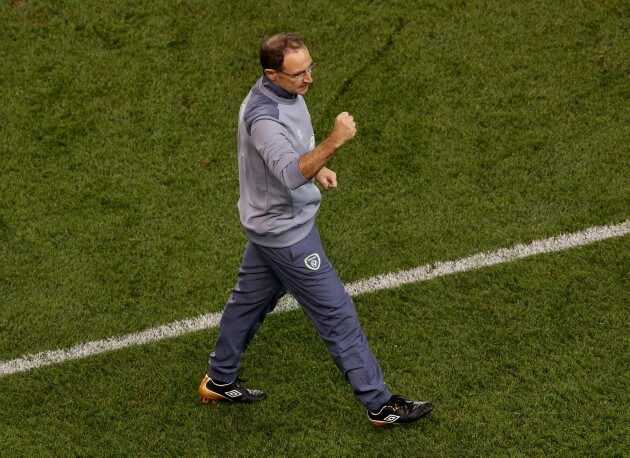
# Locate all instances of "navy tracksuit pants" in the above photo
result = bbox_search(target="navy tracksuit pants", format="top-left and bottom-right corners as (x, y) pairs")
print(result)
(208, 225), (392, 411)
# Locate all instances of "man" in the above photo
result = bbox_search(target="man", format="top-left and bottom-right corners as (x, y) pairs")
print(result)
(199, 33), (432, 427)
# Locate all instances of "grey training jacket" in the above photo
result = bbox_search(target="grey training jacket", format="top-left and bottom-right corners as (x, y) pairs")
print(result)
(236, 76), (321, 248)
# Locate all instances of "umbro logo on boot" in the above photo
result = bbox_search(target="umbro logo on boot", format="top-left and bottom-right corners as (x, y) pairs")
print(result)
(368, 395), (433, 427)
(198, 375), (266, 405)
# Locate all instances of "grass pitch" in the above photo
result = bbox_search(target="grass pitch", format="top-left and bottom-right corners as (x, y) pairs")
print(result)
(1, 0), (628, 456)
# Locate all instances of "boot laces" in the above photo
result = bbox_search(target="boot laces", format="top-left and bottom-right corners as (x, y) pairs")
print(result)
(389, 395), (409, 412)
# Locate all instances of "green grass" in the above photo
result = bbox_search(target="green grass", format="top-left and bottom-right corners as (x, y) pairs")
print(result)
(1, 239), (628, 456)
(1, 0), (629, 456)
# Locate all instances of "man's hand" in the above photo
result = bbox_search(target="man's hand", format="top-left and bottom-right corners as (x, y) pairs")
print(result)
(329, 112), (356, 148)
(315, 167), (337, 190)
(299, 112), (356, 180)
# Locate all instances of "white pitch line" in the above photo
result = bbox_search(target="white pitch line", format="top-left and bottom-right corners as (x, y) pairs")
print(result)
(1, 220), (628, 378)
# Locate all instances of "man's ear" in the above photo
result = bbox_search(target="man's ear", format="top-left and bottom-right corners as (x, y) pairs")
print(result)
(264, 69), (277, 81)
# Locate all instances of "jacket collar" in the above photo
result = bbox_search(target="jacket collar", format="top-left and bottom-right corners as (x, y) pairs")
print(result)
(261, 74), (297, 100)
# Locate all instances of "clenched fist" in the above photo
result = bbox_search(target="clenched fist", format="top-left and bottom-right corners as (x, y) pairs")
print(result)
(331, 112), (356, 146)
(298, 111), (357, 180)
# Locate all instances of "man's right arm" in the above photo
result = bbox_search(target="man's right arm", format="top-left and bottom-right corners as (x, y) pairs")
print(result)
(298, 112), (356, 180)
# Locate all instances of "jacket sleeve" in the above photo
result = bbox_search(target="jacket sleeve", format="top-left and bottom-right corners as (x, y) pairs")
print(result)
(250, 118), (310, 190)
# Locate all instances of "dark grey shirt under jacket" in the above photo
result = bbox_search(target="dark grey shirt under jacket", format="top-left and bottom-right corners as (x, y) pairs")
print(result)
(237, 76), (321, 248)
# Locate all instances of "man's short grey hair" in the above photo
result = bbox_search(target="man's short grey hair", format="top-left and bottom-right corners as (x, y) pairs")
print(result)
(260, 33), (306, 71)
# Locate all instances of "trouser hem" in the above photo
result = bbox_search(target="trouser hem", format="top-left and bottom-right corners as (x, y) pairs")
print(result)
(365, 390), (393, 412)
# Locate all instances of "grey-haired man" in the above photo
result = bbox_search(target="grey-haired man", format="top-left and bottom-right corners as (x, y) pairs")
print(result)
(199, 33), (432, 427)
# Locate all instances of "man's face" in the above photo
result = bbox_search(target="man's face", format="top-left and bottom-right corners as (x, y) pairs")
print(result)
(265, 46), (314, 95)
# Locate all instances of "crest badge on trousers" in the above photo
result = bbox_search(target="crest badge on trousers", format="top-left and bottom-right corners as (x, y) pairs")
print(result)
(304, 253), (321, 271)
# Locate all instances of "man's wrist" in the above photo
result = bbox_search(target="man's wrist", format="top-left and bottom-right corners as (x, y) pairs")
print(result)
(325, 133), (344, 151)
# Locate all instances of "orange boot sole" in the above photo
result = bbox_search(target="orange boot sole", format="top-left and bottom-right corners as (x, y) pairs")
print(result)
(198, 374), (225, 405)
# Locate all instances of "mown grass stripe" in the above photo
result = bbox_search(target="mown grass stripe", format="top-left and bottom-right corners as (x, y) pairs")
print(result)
(1, 220), (628, 377)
